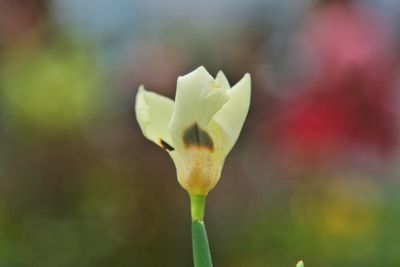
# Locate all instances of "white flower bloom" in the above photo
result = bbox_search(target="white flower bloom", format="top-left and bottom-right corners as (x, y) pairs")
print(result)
(135, 66), (251, 196)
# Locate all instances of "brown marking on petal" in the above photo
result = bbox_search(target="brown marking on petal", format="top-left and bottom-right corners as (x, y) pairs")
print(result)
(183, 123), (214, 151)
(160, 139), (174, 151)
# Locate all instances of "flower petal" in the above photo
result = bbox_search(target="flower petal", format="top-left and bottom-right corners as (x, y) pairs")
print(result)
(211, 73), (251, 154)
(215, 71), (230, 90)
(135, 85), (175, 151)
(169, 66), (229, 151)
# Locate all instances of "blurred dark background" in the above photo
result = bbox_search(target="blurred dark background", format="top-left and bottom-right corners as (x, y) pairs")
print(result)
(1, 0), (400, 266)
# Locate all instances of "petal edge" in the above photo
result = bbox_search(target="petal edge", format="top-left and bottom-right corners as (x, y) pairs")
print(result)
(211, 73), (251, 154)
(135, 85), (175, 150)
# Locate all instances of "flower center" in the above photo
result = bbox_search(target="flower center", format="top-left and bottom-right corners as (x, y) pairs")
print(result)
(183, 123), (214, 151)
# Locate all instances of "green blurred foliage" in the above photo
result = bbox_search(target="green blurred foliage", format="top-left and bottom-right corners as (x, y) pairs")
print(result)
(0, 42), (102, 131)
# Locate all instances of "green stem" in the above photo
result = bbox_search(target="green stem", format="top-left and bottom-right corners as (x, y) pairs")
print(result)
(190, 195), (213, 267)
(190, 195), (206, 221)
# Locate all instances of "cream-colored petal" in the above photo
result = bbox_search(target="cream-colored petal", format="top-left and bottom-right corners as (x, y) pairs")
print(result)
(169, 66), (228, 151)
(211, 73), (251, 154)
(135, 85), (175, 151)
(215, 71), (230, 90)
(170, 149), (223, 196)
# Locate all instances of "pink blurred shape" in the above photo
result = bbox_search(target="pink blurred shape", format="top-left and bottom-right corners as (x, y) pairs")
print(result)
(273, 2), (399, 163)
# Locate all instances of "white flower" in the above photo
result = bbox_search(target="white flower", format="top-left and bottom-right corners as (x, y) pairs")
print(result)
(135, 66), (251, 196)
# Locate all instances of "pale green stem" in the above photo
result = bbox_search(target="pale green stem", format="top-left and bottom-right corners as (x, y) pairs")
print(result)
(190, 195), (213, 267)
(190, 195), (206, 221)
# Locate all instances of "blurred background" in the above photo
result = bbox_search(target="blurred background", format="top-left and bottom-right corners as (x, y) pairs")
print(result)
(1, 0), (400, 266)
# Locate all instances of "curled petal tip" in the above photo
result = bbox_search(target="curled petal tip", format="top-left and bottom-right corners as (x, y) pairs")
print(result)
(242, 73), (251, 82)
(215, 71), (230, 89)
(137, 84), (146, 94)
